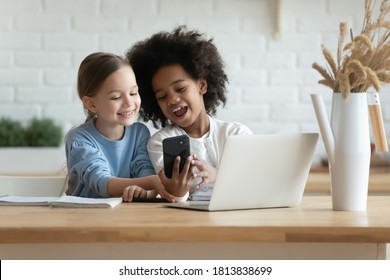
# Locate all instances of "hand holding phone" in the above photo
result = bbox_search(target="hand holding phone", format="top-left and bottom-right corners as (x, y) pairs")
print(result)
(162, 135), (191, 178)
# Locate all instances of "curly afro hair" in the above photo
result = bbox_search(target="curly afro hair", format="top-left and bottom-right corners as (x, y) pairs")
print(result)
(126, 25), (228, 128)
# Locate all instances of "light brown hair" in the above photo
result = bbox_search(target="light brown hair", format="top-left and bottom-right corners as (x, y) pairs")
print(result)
(77, 52), (130, 122)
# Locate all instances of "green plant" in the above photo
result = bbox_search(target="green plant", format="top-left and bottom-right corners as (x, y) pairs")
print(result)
(25, 118), (63, 147)
(0, 117), (62, 147)
(0, 117), (27, 147)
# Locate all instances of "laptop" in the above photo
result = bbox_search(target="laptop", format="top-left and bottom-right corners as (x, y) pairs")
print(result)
(164, 133), (318, 211)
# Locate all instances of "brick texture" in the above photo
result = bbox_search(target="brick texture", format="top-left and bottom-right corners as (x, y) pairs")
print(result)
(0, 0), (389, 162)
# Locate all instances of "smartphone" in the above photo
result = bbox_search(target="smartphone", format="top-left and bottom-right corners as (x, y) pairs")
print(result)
(163, 135), (191, 179)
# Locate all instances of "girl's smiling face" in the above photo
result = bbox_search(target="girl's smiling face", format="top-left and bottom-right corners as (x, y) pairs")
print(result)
(82, 66), (140, 140)
(152, 64), (209, 137)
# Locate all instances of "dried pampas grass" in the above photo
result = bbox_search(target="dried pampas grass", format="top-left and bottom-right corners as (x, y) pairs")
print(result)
(313, 0), (390, 100)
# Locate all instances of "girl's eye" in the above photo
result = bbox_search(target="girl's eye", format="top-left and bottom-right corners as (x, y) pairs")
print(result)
(156, 95), (166, 101)
(177, 87), (186, 93)
(130, 92), (138, 96)
(111, 96), (120, 100)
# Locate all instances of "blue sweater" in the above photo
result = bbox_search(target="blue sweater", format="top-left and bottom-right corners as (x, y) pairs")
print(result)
(65, 119), (155, 198)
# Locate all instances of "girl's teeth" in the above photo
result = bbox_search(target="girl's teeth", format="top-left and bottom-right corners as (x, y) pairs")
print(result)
(173, 107), (182, 113)
(120, 111), (133, 116)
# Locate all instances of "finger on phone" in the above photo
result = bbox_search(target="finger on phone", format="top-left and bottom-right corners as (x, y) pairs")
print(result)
(173, 156), (181, 175)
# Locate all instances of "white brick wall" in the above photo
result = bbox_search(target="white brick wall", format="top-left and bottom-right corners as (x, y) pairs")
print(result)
(1, 0), (389, 163)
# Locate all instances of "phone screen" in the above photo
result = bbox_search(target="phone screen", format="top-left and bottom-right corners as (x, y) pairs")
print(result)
(163, 135), (191, 178)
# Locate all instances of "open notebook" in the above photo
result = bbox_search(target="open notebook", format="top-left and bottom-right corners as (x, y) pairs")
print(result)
(165, 133), (318, 211)
(0, 195), (122, 208)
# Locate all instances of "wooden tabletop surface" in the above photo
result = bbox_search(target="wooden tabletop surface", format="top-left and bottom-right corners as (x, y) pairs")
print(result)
(1, 196), (390, 244)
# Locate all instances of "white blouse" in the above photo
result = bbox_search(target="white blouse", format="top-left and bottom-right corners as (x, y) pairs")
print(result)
(147, 116), (253, 201)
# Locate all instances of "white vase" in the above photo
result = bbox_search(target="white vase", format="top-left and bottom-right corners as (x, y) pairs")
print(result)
(329, 92), (371, 211)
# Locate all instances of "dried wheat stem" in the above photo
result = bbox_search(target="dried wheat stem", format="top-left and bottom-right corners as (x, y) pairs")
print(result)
(353, 34), (374, 50)
(365, 67), (381, 91)
(318, 79), (335, 89)
(377, 71), (390, 83)
(321, 44), (338, 79)
(315, 0), (390, 98)
(338, 72), (351, 99)
(347, 60), (368, 84)
(364, 0), (373, 28)
(337, 22), (349, 69)
(312, 62), (334, 84)
(343, 41), (355, 52)
(350, 79), (367, 90)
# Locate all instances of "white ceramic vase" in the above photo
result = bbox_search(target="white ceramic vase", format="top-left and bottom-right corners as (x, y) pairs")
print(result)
(329, 92), (371, 211)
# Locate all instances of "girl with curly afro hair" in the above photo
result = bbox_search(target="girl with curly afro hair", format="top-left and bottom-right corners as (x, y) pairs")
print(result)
(126, 26), (252, 201)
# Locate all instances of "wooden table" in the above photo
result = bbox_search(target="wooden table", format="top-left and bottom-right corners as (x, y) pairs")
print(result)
(0, 196), (390, 260)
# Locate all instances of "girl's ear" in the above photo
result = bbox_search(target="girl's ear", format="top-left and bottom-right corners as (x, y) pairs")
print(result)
(82, 96), (97, 113)
(199, 78), (208, 95)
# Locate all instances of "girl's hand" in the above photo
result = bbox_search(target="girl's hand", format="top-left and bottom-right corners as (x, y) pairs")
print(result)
(191, 154), (218, 188)
(122, 185), (147, 202)
(151, 181), (176, 203)
(158, 155), (195, 197)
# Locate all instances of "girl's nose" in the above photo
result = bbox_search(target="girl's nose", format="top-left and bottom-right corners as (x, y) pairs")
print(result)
(168, 94), (180, 105)
(123, 95), (135, 109)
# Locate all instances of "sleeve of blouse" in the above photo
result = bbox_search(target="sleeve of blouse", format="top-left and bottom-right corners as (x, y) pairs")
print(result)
(146, 132), (165, 174)
(66, 138), (112, 198)
(228, 122), (253, 136)
(130, 124), (156, 178)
